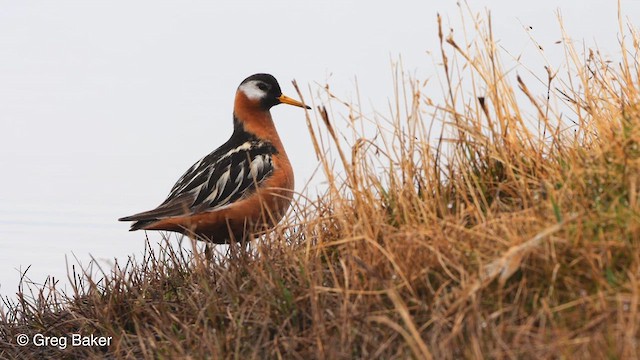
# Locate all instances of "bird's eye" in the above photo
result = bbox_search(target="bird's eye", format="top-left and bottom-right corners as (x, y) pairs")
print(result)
(257, 83), (268, 91)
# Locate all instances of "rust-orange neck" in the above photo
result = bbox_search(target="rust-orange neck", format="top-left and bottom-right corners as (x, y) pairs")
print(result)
(233, 91), (285, 153)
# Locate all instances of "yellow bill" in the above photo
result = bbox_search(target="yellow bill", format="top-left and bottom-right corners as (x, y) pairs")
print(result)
(278, 94), (311, 109)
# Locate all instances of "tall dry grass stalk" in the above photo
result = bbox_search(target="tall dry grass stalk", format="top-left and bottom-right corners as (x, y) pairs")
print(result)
(2, 11), (640, 359)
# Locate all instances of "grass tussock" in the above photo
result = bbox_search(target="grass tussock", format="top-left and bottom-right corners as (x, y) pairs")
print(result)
(2, 12), (640, 359)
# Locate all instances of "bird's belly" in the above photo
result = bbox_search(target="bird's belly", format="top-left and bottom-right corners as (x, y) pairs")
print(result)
(147, 183), (294, 243)
(202, 185), (294, 241)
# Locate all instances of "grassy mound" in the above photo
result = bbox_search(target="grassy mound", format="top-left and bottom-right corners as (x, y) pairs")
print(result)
(2, 13), (639, 359)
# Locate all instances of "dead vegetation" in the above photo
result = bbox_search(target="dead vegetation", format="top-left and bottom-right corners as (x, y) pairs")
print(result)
(2, 11), (640, 359)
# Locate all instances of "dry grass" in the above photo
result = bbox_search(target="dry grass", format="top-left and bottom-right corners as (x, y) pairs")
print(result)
(2, 11), (640, 359)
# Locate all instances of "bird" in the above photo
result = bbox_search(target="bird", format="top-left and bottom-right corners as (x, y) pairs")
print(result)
(119, 73), (309, 244)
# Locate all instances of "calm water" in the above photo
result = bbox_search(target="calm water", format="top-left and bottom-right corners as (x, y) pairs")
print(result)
(0, 202), (163, 299)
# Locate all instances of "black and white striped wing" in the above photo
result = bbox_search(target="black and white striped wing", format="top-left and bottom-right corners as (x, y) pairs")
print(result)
(190, 143), (275, 211)
(121, 140), (276, 222)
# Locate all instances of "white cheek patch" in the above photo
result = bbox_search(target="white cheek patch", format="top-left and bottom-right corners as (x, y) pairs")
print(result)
(239, 81), (266, 101)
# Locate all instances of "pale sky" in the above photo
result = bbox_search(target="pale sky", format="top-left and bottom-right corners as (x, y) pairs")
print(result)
(1, 0), (638, 296)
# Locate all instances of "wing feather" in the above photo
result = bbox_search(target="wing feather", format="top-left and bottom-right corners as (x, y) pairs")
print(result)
(119, 139), (276, 225)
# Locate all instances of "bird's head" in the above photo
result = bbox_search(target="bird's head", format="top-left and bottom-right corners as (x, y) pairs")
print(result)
(237, 73), (310, 111)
